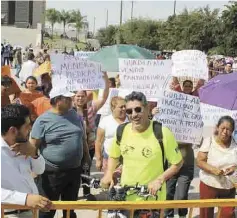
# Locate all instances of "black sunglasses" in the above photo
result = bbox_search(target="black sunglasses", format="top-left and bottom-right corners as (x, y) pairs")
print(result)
(126, 107), (143, 115)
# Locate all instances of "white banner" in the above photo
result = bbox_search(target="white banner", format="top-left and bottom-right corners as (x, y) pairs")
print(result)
(154, 90), (203, 144)
(119, 59), (172, 99)
(200, 103), (237, 137)
(172, 50), (208, 80)
(51, 54), (104, 91)
(74, 51), (96, 59)
(97, 88), (119, 116)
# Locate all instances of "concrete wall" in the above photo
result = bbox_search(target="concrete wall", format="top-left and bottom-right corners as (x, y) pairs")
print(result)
(1, 1), (9, 24)
(1, 26), (38, 47)
(32, 1), (46, 29)
(15, 1), (30, 28)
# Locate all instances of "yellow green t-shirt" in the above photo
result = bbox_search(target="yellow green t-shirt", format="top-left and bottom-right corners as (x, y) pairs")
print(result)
(109, 121), (182, 201)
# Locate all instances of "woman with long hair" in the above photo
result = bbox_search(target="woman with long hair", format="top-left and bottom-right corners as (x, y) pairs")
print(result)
(14, 76), (44, 122)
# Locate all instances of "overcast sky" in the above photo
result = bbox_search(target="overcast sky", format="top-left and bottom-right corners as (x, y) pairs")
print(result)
(46, 1), (229, 32)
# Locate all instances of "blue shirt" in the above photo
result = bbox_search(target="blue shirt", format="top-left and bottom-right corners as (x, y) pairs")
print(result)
(31, 109), (84, 170)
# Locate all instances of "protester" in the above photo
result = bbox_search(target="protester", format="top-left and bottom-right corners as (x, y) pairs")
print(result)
(166, 77), (205, 218)
(69, 48), (75, 56)
(73, 72), (109, 200)
(170, 77), (204, 97)
(13, 76), (44, 122)
(30, 89), (90, 218)
(3, 44), (10, 65)
(101, 91), (183, 204)
(223, 62), (233, 74)
(115, 74), (120, 88)
(19, 53), (38, 85)
(1, 76), (13, 107)
(197, 116), (237, 218)
(15, 47), (23, 78)
(95, 96), (127, 172)
(1, 104), (51, 217)
(108, 77), (116, 88)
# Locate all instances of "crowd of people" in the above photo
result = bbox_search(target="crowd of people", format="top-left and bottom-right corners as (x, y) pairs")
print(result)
(1, 44), (237, 218)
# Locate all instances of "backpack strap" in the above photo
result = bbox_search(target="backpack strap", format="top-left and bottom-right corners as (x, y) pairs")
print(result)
(116, 122), (129, 146)
(152, 121), (168, 171)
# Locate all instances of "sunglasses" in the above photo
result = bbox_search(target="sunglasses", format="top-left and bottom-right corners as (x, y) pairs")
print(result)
(126, 107), (143, 115)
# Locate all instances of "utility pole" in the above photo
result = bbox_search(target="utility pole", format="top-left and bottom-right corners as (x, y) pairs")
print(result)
(131, 1), (134, 20)
(93, 17), (96, 36)
(173, 0), (176, 16)
(120, 0), (123, 26)
(106, 9), (108, 27)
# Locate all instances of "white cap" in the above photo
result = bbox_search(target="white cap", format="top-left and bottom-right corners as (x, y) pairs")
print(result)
(49, 89), (75, 99)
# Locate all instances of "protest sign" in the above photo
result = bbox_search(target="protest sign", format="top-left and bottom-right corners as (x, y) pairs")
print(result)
(51, 54), (104, 91)
(172, 50), (208, 80)
(74, 51), (96, 59)
(154, 90), (203, 144)
(200, 103), (237, 137)
(119, 59), (172, 99)
(97, 88), (119, 116)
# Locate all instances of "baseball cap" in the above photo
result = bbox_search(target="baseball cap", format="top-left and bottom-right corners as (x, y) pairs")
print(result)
(49, 89), (75, 99)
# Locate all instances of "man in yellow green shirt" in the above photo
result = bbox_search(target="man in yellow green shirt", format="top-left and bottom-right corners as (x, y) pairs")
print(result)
(101, 91), (183, 201)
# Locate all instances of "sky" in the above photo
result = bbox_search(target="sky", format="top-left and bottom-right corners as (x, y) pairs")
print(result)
(46, 1), (229, 32)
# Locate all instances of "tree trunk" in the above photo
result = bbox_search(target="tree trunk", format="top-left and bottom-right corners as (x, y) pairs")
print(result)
(51, 23), (54, 39)
(63, 21), (66, 35)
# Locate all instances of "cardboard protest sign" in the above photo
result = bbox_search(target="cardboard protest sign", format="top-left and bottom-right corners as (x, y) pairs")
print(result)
(51, 54), (104, 91)
(200, 103), (237, 137)
(154, 90), (203, 144)
(97, 88), (119, 115)
(119, 59), (172, 99)
(74, 51), (96, 59)
(172, 50), (208, 80)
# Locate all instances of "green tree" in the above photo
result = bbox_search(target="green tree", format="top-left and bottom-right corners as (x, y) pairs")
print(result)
(70, 10), (88, 41)
(220, 2), (237, 56)
(45, 8), (60, 38)
(96, 25), (118, 46)
(58, 10), (71, 34)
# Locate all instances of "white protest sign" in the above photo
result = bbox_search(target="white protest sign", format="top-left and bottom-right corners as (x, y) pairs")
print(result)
(119, 59), (172, 99)
(51, 54), (104, 91)
(154, 90), (203, 144)
(97, 88), (119, 116)
(200, 103), (237, 137)
(172, 50), (208, 80)
(74, 51), (96, 59)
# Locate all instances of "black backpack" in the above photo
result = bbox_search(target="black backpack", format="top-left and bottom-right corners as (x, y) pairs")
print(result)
(116, 121), (168, 171)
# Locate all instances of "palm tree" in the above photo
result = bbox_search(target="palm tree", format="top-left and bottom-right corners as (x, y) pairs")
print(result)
(59, 10), (71, 35)
(45, 8), (59, 38)
(69, 10), (88, 42)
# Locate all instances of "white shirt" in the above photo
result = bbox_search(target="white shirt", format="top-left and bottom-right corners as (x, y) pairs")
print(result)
(19, 60), (38, 83)
(99, 115), (128, 155)
(199, 136), (237, 189)
(1, 137), (45, 205)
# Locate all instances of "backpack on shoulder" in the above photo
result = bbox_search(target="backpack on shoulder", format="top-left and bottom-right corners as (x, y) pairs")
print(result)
(116, 121), (168, 171)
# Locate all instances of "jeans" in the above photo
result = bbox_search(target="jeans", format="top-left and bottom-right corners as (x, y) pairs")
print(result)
(165, 146), (194, 217)
(15, 64), (21, 77)
(37, 167), (81, 218)
(82, 148), (95, 195)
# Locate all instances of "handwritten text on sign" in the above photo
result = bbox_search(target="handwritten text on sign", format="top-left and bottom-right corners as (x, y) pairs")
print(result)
(119, 59), (172, 99)
(74, 51), (96, 59)
(97, 88), (119, 116)
(154, 90), (203, 144)
(200, 103), (237, 128)
(51, 54), (104, 91)
(172, 50), (208, 80)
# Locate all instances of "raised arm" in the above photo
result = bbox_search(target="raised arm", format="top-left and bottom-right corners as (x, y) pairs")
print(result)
(93, 72), (110, 112)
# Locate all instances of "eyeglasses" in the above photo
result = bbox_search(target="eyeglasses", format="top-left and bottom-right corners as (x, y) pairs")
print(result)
(126, 107), (143, 115)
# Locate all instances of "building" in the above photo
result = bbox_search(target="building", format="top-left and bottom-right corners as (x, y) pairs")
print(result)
(1, 0), (46, 29)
